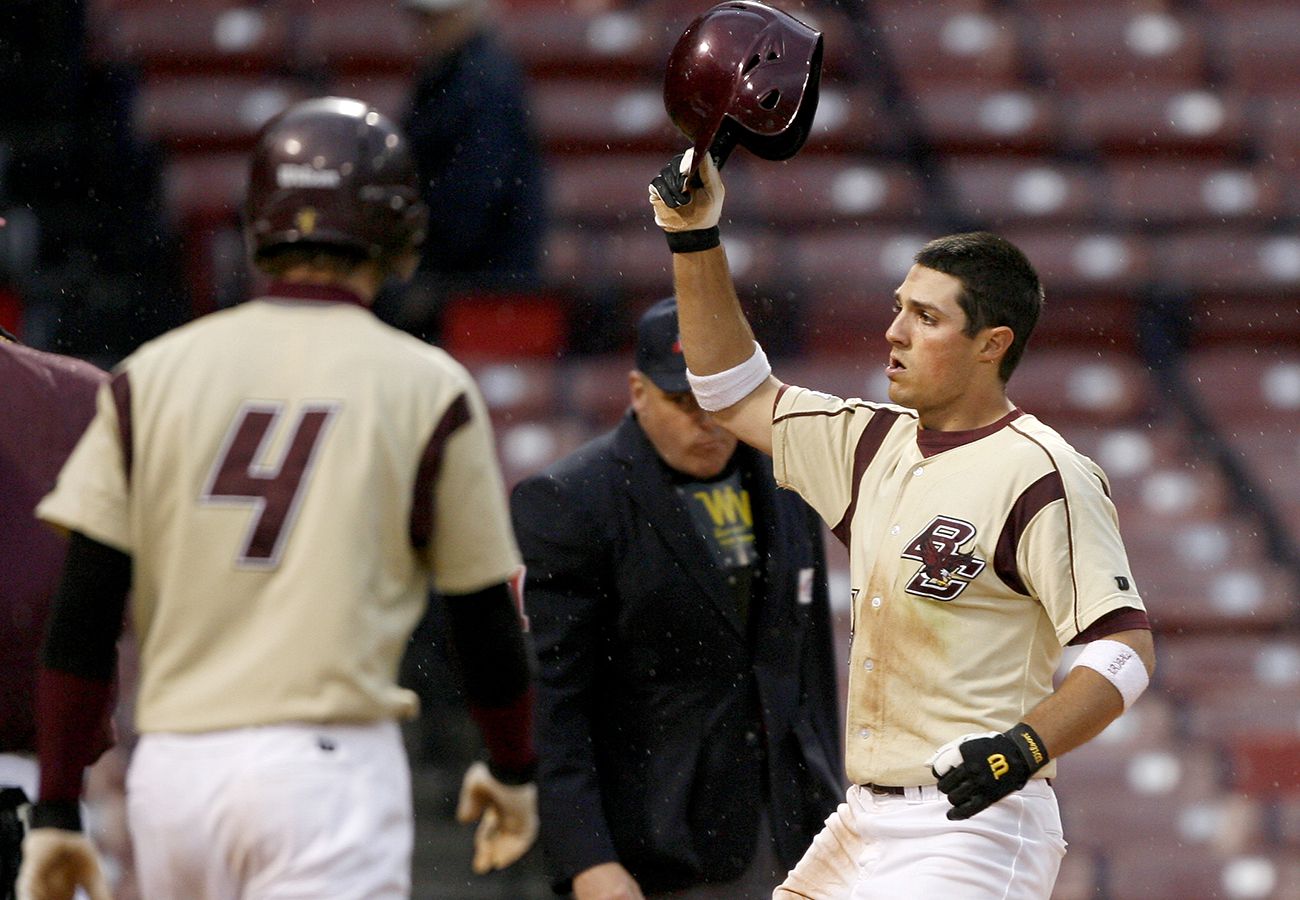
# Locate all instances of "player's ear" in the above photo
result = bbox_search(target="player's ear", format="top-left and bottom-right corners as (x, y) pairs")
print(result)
(978, 326), (1014, 367)
(628, 370), (647, 410)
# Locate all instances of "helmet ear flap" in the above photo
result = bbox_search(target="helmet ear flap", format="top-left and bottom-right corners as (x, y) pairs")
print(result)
(734, 38), (822, 163)
(664, 1), (823, 180)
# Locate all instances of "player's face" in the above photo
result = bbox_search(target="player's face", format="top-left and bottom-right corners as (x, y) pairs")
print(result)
(630, 372), (738, 479)
(884, 264), (989, 428)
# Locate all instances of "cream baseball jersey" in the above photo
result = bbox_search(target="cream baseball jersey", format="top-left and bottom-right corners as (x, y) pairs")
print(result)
(771, 387), (1145, 787)
(38, 287), (521, 734)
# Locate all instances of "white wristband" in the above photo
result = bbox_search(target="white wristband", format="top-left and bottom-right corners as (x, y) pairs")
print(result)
(1071, 638), (1149, 710)
(686, 342), (772, 412)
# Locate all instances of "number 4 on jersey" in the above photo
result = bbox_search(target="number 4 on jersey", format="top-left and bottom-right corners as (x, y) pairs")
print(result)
(201, 401), (339, 567)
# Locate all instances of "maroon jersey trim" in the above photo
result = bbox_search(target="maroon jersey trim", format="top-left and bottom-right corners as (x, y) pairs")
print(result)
(916, 408), (1023, 458)
(1070, 607), (1151, 644)
(994, 471), (1066, 596)
(261, 281), (368, 308)
(410, 394), (470, 550)
(832, 409), (903, 547)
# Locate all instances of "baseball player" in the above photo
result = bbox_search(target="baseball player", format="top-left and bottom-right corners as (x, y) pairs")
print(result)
(19, 97), (538, 900)
(647, 150), (1155, 898)
(0, 329), (109, 900)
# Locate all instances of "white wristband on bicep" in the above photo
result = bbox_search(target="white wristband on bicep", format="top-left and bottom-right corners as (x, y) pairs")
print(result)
(686, 341), (771, 412)
(1071, 638), (1149, 710)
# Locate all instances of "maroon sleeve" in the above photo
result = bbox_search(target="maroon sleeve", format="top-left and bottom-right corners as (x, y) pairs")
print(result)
(36, 668), (115, 803)
(469, 686), (537, 784)
(1068, 607), (1152, 645)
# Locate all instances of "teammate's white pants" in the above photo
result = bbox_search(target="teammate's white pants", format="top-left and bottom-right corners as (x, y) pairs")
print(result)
(774, 781), (1065, 899)
(127, 720), (412, 900)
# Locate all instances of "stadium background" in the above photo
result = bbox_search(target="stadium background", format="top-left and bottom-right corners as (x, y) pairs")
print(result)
(2, 0), (1298, 897)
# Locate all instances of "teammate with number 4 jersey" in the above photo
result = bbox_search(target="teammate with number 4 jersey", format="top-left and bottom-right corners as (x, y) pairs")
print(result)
(648, 146), (1155, 899)
(20, 97), (537, 900)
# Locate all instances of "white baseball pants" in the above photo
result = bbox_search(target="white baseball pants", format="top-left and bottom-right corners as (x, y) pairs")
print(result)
(774, 781), (1066, 899)
(126, 720), (412, 899)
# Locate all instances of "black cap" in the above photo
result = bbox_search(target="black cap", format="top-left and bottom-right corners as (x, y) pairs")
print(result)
(635, 297), (689, 393)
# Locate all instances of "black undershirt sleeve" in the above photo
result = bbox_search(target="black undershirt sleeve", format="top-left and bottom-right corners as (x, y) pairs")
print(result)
(443, 582), (536, 782)
(42, 532), (131, 680)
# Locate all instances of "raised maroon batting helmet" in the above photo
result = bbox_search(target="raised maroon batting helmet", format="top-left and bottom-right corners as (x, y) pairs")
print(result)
(663, 0), (823, 180)
(244, 96), (428, 263)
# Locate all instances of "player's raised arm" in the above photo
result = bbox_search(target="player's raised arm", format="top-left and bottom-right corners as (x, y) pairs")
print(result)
(649, 150), (780, 455)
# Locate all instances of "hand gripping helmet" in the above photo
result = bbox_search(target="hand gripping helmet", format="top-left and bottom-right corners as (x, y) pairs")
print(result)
(664, 1), (823, 180)
(244, 96), (428, 264)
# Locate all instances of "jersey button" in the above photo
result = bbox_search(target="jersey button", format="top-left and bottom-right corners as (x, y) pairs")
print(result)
(912, 467), (924, 477)
(871, 596), (882, 609)
(889, 525), (900, 535)
(858, 728), (871, 740)
(862, 658), (875, 672)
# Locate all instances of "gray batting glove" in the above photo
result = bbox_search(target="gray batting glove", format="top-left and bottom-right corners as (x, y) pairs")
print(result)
(17, 829), (113, 900)
(456, 761), (538, 875)
(648, 148), (725, 232)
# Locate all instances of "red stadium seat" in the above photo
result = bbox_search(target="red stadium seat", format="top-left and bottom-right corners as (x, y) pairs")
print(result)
(1135, 552), (1296, 634)
(1157, 634), (1300, 698)
(293, 0), (417, 76)
(498, 4), (667, 80)
(734, 155), (926, 227)
(1103, 160), (1288, 228)
(1216, 7), (1300, 92)
(94, 1), (291, 74)
(942, 159), (1104, 228)
(568, 353), (635, 428)
(999, 228), (1154, 299)
(441, 291), (569, 360)
(911, 86), (1062, 156)
(873, 3), (1028, 92)
(494, 416), (595, 489)
(1186, 686), (1300, 746)
(1055, 744), (1229, 851)
(1184, 347), (1300, 425)
(1032, 8), (1210, 90)
(1063, 86), (1251, 159)
(1008, 350), (1153, 425)
(466, 359), (562, 423)
(136, 75), (310, 153)
(531, 78), (681, 155)
(548, 153), (667, 227)
(1171, 230), (1300, 302)
(164, 153), (246, 227)
(1257, 94), (1300, 173)
(1104, 846), (1300, 900)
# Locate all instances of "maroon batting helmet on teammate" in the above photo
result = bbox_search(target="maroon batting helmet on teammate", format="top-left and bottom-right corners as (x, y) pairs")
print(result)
(244, 96), (429, 263)
(663, 0), (823, 180)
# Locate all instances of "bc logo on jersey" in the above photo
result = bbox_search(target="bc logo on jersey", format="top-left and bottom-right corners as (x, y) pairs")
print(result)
(902, 515), (986, 601)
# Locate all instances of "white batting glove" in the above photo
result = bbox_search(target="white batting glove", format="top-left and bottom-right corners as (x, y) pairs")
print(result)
(455, 761), (538, 875)
(648, 148), (725, 233)
(925, 731), (1001, 778)
(17, 829), (113, 900)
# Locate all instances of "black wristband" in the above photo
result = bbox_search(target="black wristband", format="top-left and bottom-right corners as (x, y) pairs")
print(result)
(29, 799), (82, 831)
(488, 758), (538, 786)
(665, 226), (721, 253)
(1005, 722), (1050, 774)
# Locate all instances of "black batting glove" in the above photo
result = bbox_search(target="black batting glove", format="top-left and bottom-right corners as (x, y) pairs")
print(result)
(650, 152), (692, 209)
(928, 723), (1050, 820)
(648, 149), (724, 252)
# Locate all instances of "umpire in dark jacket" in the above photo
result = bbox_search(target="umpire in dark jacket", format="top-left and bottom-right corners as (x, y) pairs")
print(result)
(511, 299), (842, 899)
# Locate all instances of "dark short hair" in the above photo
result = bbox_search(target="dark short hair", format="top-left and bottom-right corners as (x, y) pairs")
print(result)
(914, 231), (1044, 381)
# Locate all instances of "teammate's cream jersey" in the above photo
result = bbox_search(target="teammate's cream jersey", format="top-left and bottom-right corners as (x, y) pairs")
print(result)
(772, 387), (1146, 787)
(38, 287), (521, 734)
